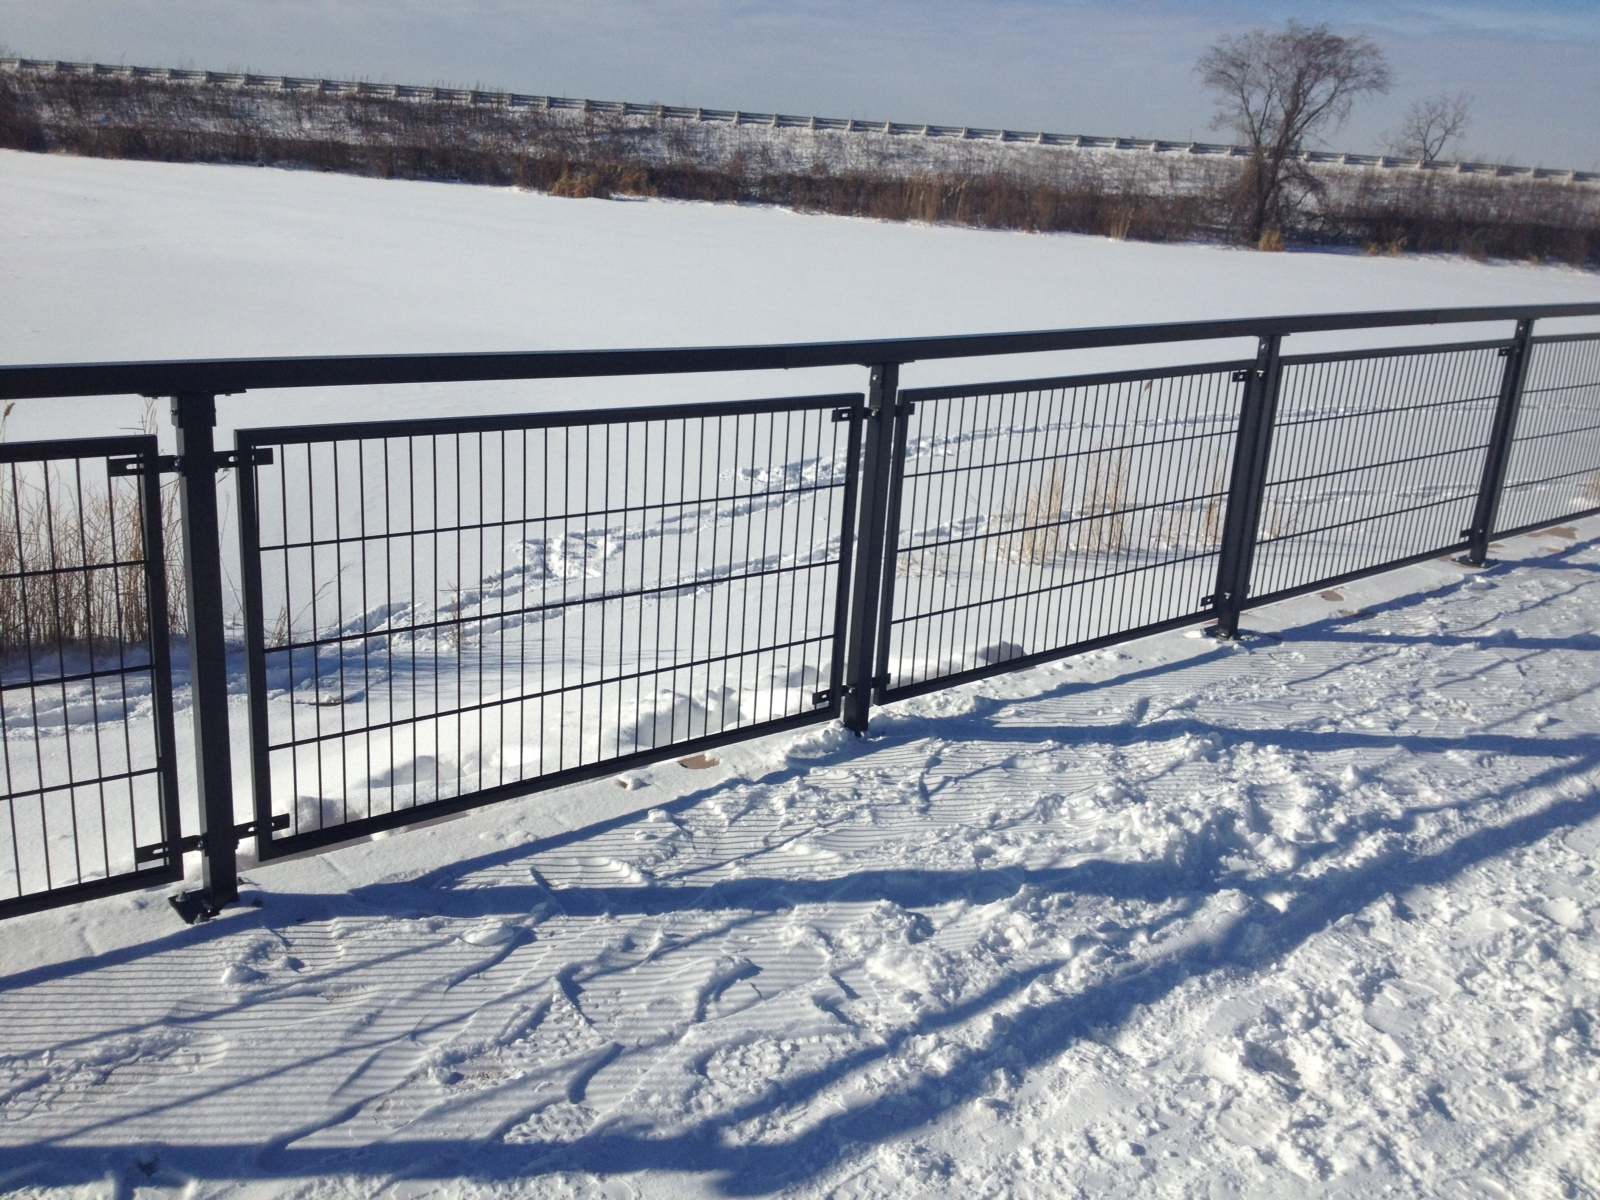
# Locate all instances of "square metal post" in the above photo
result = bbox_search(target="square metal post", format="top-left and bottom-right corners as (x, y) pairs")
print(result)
(170, 391), (239, 919)
(1211, 335), (1283, 639)
(843, 362), (900, 732)
(1464, 319), (1535, 566)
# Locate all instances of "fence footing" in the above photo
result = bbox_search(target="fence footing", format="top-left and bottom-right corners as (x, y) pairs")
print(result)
(169, 891), (221, 925)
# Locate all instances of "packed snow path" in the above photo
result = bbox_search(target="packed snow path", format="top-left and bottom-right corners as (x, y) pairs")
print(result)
(2, 521), (1597, 1199)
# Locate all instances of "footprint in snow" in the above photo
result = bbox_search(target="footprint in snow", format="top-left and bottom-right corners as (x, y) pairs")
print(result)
(463, 920), (518, 946)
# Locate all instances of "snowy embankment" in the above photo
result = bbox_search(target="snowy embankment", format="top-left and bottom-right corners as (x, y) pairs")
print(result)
(2, 151), (1600, 1197)
(2, 521), (1598, 1198)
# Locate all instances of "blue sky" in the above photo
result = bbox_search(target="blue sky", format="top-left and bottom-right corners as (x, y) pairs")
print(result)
(2, 1), (1597, 167)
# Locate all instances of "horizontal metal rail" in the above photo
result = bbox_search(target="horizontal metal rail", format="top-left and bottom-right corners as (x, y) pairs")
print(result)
(6, 304), (1600, 402)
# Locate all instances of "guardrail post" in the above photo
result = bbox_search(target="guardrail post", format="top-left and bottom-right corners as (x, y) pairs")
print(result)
(169, 391), (239, 920)
(871, 390), (913, 708)
(1464, 319), (1535, 566)
(843, 362), (900, 733)
(1211, 335), (1283, 639)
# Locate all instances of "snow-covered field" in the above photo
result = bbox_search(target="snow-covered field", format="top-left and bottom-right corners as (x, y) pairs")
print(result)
(2, 151), (1600, 1197)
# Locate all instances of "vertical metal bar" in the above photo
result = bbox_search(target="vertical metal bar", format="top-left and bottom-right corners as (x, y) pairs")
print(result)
(170, 392), (238, 917)
(1465, 319), (1535, 565)
(235, 432), (274, 863)
(138, 437), (183, 885)
(870, 392), (912, 705)
(1212, 335), (1283, 638)
(826, 403), (863, 720)
(843, 362), (899, 732)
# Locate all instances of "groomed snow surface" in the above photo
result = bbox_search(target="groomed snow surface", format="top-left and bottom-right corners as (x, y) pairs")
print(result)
(2, 152), (1600, 1198)
(0, 523), (1596, 1199)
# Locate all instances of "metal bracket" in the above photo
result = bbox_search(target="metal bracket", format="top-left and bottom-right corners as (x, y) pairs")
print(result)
(217, 447), (275, 469)
(832, 407), (859, 423)
(841, 673), (891, 699)
(108, 453), (180, 476)
(1231, 369), (1258, 383)
(812, 688), (833, 706)
(135, 814), (289, 864)
(107, 447), (273, 476)
(896, 400), (916, 417)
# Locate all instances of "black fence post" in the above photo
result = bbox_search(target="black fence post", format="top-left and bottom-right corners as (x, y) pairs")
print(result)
(1464, 319), (1535, 566)
(1212, 335), (1283, 639)
(170, 391), (239, 920)
(871, 391), (912, 708)
(843, 361), (900, 733)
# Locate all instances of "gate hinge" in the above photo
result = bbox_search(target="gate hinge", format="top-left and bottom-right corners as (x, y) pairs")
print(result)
(1231, 369), (1259, 383)
(897, 400), (916, 418)
(108, 448), (274, 477)
(832, 407), (859, 423)
(812, 688), (833, 706)
(135, 813), (289, 863)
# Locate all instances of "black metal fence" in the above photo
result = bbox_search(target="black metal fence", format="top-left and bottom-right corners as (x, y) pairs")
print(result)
(0, 436), (180, 917)
(2, 301), (1598, 920)
(235, 397), (862, 857)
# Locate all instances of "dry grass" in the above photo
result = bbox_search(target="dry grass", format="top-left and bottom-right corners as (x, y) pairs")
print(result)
(1006, 464), (1068, 564)
(1000, 450), (1133, 565)
(0, 463), (180, 653)
(1075, 452), (1132, 555)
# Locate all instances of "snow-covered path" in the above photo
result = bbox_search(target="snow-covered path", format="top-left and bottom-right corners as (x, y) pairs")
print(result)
(3, 518), (1597, 1199)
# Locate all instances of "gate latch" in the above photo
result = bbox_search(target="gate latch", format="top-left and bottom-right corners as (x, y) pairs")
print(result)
(135, 814), (290, 864)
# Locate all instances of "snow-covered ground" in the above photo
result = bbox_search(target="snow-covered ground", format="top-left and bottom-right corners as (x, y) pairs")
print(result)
(5, 149), (1600, 445)
(2, 520), (1598, 1198)
(2, 152), (1600, 1197)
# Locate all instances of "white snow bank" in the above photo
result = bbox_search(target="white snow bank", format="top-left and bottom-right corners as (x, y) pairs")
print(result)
(3, 149), (1599, 449)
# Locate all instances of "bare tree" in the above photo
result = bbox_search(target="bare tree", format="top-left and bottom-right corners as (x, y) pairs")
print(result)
(1198, 21), (1391, 245)
(1390, 93), (1472, 163)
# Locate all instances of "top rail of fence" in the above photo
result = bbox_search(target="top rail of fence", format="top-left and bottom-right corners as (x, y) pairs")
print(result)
(5, 304), (1600, 403)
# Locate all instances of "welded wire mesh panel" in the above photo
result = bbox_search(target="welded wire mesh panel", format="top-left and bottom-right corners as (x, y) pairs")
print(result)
(1496, 334), (1600, 534)
(883, 364), (1246, 697)
(1248, 344), (1505, 601)
(0, 437), (180, 917)
(238, 395), (861, 854)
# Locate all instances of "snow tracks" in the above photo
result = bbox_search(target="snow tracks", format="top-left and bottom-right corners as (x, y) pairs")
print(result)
(2, 524), (1599, 1198)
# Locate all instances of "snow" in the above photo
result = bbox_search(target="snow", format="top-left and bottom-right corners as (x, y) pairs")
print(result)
(4, 149), (1600, 444)
(2, 151), (1600, 1197)
(3, 524), (1598, 1197)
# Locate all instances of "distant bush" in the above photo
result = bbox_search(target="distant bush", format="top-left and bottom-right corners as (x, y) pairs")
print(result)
(2, 69), (1595, 266)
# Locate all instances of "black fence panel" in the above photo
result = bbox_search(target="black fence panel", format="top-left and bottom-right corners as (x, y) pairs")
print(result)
(1245, 341), (1508, 604)
(1495, 333), (1600, 536)
(880, 363), (1248, 699)
(237, 394), (863, 857)
(0, 436), (181, 917)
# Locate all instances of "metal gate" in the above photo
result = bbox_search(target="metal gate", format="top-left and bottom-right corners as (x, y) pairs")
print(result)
(0, 436), (182, 917)
(875, 362), (1250, 701)
(236, 394), (864, 858)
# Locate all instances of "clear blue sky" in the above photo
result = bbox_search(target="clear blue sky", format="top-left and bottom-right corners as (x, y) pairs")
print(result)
(3, 1), (1597, 168)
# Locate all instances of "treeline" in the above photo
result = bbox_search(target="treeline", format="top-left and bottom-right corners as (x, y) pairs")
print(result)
(3, 69), (1596, 265)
